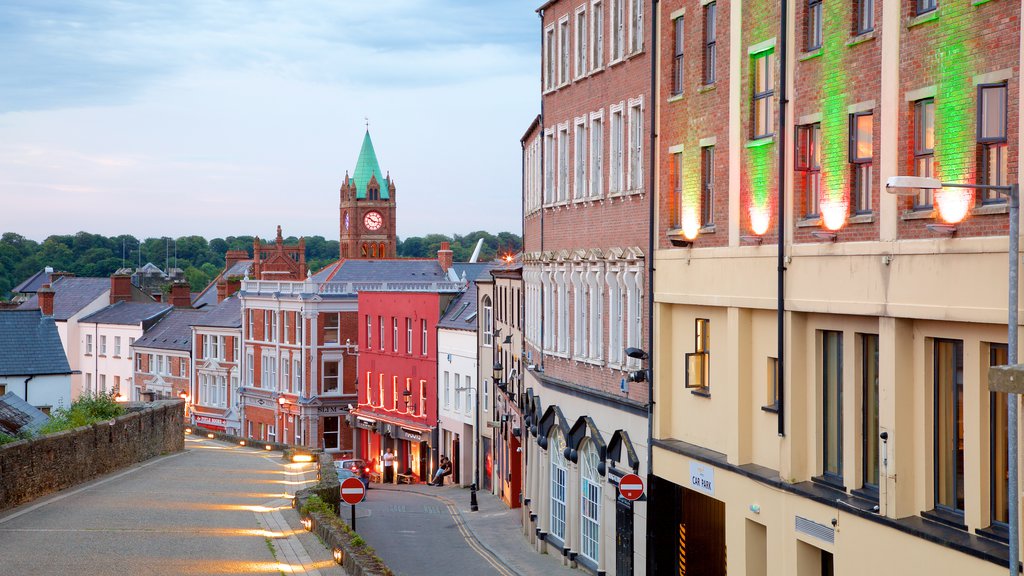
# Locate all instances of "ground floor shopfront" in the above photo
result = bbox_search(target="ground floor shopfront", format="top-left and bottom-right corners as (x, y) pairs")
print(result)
(237, 388), (355, 452)
(350, 410), (435, 483)
(437, 415), (471, 485)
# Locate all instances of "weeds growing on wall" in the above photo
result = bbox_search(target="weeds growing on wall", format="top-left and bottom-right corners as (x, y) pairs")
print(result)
(37, 392), (127, 435)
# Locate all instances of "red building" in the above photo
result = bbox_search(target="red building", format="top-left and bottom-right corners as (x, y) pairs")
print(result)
(350, 278), (458, 483)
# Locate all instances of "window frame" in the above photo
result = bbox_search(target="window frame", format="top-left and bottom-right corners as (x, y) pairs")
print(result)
(703, 2), (717, 84)
(933, 338), (965, 516)
(421, 319), (428, 356)
(916, 0), (937, 17)
(855, 0), (874, 35)
(978, 83), (1009, 203)
(797, 123), (822, 218)
(752, 50), (775, 140)
(806, 0), (823, 51)
(685, 318), (710, 391)
(701, 145), (715, 227)
(575, 6), (588, 79)
(672, 16), (684, 95)
(849, 111), (874, 214)
(549, 431), (568, 543)
(913, 98), (936, 209)
(990, 343), (1010, 529)
(861, 334), (880, 493)
(821, 330), (844, 485)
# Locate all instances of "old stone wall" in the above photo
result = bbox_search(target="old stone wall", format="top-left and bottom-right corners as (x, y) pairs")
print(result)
(0, 400), (185, 513)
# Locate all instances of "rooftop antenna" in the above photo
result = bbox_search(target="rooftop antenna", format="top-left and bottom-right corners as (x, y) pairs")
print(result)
(165, 237), (169, 272)
(365, 116), (369, 131)
(122, 238), (126, 269)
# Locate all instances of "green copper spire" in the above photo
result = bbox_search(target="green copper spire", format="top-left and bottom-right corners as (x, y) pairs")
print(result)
(352, 130), (389, 199)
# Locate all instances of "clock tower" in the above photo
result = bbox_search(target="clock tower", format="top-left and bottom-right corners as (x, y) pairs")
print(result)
(339, 130), (398, 260)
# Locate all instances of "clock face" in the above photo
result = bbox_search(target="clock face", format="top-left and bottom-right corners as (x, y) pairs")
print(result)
(364, 211), (383, 231)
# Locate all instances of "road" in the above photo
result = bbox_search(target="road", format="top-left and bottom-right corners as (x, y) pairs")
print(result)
(0, 436), (343, 576)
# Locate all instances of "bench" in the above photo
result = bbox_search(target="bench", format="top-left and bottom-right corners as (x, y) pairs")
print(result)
(397, 473), (414, 484)
(368, 472), (382, 484)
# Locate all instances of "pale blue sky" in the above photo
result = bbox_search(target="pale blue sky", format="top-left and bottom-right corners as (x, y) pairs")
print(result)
(0, 1), (538, 241)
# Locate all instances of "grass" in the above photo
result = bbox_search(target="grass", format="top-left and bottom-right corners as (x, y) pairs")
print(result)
(36, 392), (126, 435)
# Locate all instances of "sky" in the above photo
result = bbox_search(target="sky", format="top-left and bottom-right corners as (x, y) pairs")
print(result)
(0, 1), (539, 243)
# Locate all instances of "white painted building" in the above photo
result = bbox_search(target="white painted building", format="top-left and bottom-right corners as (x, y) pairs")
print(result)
(0, 310), (73, 413)
(79, 302), (172, 399)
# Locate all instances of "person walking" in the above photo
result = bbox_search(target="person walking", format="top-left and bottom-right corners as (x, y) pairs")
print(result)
(382, 448), (395, 484)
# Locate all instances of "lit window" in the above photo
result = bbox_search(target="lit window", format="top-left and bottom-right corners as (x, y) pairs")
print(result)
(752, 51), (774, 139)
(850, 111), (874, 214)
(978, 83), (1008, 203)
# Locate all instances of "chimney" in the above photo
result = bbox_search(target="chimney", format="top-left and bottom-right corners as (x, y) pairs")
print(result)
(38, 284), (55, 317)
(438, 242), (453, 273)
(170, 282), (192, 308)
(110, 274), (132, 304)
(223, 276), (241, 302)
(224, 250), (248, 271)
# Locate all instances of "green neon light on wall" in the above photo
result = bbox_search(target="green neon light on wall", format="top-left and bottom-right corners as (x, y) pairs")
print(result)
(932, 6), (974, 183)
(817, 0), (851, 217)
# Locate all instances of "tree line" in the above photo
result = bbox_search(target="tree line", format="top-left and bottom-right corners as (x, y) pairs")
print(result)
(0, 231), (521, 300)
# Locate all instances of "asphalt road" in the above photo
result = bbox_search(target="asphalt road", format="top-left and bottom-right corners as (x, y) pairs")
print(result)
(352, 488), (507, 576)
(0, 436), (343, 576)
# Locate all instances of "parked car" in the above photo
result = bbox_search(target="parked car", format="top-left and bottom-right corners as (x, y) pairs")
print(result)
(334, 458), (370, 489)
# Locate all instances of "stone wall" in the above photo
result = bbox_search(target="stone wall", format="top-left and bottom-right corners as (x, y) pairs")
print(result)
(0, 400), (185, 513)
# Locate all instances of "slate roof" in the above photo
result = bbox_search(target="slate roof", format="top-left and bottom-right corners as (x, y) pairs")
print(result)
(192, 260), (253, 308)
(328, 259), (450, 283)
(12, 268), (50, 295)
(192, 296), (242, 329)
(0, 392), (50, 436)
(133, 308), (206, 351)
(438, 264), (496, 331)
(17, 276), (110, 321)
(80, 301), (172, 326)
(352, 130), (389, 200)
(0, 310), (72, 376)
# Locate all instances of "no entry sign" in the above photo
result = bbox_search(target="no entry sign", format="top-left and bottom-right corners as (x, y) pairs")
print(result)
(618, 473), (644, 501)
(340, 477), (366, 505)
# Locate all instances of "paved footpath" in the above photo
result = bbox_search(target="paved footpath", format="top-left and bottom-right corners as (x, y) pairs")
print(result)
(0, 436), (345, 576)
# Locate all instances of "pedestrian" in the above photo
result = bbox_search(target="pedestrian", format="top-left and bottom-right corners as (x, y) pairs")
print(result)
(382, 448), (395, 484)
(429, 456), (451, 486)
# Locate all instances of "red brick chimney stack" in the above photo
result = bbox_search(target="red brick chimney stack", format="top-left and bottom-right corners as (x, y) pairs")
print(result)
(438, 242), (453, 273)
(224, 250), (248, 270)
(170, 282), (192, 308)
(38, 284), (55, 316)
(110, 274), (132, 304)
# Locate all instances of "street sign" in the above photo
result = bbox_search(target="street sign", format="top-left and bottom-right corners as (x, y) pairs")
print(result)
(340, 477), (366, 505)
(618, 473), (644, 501)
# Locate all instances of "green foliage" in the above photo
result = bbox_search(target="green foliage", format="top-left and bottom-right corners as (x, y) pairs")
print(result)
(300, 494), (334, 517)
(37, 391), (127, 435)
(0, 433), (19, 446)
(350, 535), (366, 547)
(397, 231), (522, 262)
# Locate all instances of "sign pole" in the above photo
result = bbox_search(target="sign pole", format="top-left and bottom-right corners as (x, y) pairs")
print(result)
(351, 503), (356, 531)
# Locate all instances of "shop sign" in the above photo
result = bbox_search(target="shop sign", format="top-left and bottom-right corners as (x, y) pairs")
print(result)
(195, 415), (225, 427)
(689, 461), (714, 496)
(317, 405), (345, 414)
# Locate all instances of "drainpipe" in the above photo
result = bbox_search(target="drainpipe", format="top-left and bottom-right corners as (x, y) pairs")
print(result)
(776, 0), (789, 438)
(23, 375), (34, 404)
(647, 0), (659, 478)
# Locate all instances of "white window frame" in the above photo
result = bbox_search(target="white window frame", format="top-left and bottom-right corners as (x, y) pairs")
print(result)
(544, 128), (556, 205)
(293, 358), (301, 393)
(322, 358), (340, 394)
(611, 0), (625, 61)
(246, 351), (254, 386)
(99, 335), (107, 355)
(574, 116), (588, 201)
(482, 296), (493, 347)
(454, 373), (462, 411)
(282, 355), (290, 392)
(558, 122), (570, 202)
(627, 97), (644, 193)
(421, 319), (428, 356)
(549, 430), (568, 542)
(444, 371), (451, 409)
(572, 266), (587, 358)
(588, 267), (604, 361)
(86, 334), (93, 355)
(464, 375), (473, 415)
(392, 317), (398, 352)
(629, 0), (643, 54)
(406, 317), (413, 354)
(544, 24), (556, 91)
(114, 336), (121, 356)
(606, 267), (624, 366)
(609, 103), (624, 194)
(590, 111), (604, 198)
(580, 440), (602, 563)
(366, 315), (373, 349)
(559, 16), (571, 86)
(555, 267), (569, 355)
(591, 0), (605, 69)
(283, 311), (291, 344)
(575, 6), (588, 78)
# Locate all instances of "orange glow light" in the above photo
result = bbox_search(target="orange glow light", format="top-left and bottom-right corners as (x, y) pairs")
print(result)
(935, 188), (972, 224)
(819, 198), (848, 231)
(749, 206), (771, 236)
(681, 207), (700, 240)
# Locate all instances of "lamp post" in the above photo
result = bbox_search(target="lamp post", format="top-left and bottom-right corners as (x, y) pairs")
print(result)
(887, 176), (1019, 574)
(457, 383), (479, 512)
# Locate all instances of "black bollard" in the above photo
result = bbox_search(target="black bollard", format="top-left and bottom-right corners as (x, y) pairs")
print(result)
(470, 482), (479, 512)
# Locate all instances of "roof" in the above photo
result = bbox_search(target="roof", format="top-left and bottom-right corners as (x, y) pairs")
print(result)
(133, 308), (207, 351)
(439, 264), (497, 330)
(192, 260), (253, 308)
(12, 268), (50, 295)
(352, 130), (389, 200)
(17, 276), (110, 321)
(80, 301), (172, 326)
(0, 310), (72, 376)
(0, 392), (50, 436)
(329, 259), (449, 283)
(191, 296), (242, 329)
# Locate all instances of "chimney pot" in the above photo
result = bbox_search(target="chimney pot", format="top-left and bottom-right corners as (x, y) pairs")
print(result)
(38, 284), (55, 317)
(438, 242), (454, 273)
(110, 274), (132, 304)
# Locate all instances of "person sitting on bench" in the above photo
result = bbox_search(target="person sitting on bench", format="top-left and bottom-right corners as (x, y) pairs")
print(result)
(429, 456), (453, 486)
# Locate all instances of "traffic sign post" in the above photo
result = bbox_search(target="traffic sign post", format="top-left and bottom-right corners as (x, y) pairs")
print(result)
(340, 477), (366, 530)
(618, 473), (645, 501)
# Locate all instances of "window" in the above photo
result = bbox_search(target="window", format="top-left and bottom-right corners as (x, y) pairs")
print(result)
(610, 106), (624, 193)
(421, 319), (428, 356)
(283, 311), (290, 344)
(128, 337), (134, 357)
(392, 375), (399, 410)
(392, 317), (398, 352)
(766, 357), (779, 409)
(86, 334), (93, 355)
(855, 0), (874, 34)
(611, 0), (625, 61)
(444, 371), (451, 408)
(212, 335), (223, 360)
(406, 318), (413, 354)
(575, 8), (588, 78)
(558, 124), (569, 201)
(366, 315), (372, 349)
(545, 25), (556, 90)
(627, 100), (643, 191)
(701, 146), (715, 226)
(379, 315), (384, 350)
(322, 417), (339, 450)
(246, 352), (254, 386)
(454, 374), (462, 410)
(247, 310), (254, 339)
(572, 269), (587, 358)
(797, 123), (822, 217)
(544, 130), (555, 204)
(629, 0), (643, 53)
(672, 16), (684, 95)
(323, 313), (338, 344)
(99, 335), (107, 355)
(672, 149), (684, 227)
(282, 356), (290, 392)
(420, 379), (427, 415)
(464, 376), (472, 415)
(99, 374), (106, 393)
(592, 0), (604, 68)
(703, 2), (716, 84)
(113, 336), (121, 356)
(557, 269), (569, 355)
(482, 296), (493, 346)
(293, 358), (300, 393)
(862, 334), (879, 491)
(483, 378), (490, 411)
(822, 331), (843, 482)
(590, 113), (604, 198)
(559, 17), (570, 85)
(978, 83), (1008, 202)
(549, 431), (568, 542)
(752, 51), (774, 139)
(991, 344), (1009, 526)
(934, 338), (964, 513)
(265, 311), (276, 343)
(135, 353), (143, 371)
(850, 111), (874, 213)
(85, 373), (92, 394)
(686, 318), (710, 390)
(916, 0), (936, 16)
(914, 99), (935, 209)
(574, 119), (587, 200)
(606, 270), (623, 364)
(262, 354), (277, 389)
(580, 441), (602, 563)
(806, 0), (822, 51)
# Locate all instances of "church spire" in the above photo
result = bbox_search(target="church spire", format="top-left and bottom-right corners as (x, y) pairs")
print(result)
(353, 129), (388, 200)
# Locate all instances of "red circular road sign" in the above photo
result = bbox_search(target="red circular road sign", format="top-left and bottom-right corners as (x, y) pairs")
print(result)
(618, 473), (644, 501)
(340, 477), (366, 505)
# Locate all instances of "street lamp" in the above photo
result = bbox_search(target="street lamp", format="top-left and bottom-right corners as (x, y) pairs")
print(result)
(456, 384), (479, 512)
(887, 176), (1019, 574)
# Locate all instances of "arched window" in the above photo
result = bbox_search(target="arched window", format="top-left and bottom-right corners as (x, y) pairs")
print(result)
(579, 440), (601, 563)
(371, 244), (378, 258)
(361, 244), (368, 258)
(481, 295), (493, 346)
(549, 429), (567, 542)
(379, 242), (386, 257)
